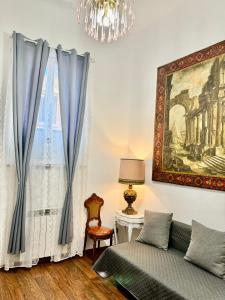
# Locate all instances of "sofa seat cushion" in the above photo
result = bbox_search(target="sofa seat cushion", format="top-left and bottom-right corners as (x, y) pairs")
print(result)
(93, 241), (225, 300)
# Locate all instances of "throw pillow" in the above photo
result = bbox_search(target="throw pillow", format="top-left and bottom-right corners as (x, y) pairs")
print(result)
(136, 210), (173, 250)
(184, 220), (225, 279)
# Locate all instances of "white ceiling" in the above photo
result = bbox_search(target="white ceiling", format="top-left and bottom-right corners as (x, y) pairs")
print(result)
(42, 0), (75, 7)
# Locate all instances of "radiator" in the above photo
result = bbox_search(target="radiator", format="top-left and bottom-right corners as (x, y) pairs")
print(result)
(29, 208), (59, 259)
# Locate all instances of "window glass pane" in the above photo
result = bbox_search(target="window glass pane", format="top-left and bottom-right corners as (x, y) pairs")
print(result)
(31, 49), (64, 165)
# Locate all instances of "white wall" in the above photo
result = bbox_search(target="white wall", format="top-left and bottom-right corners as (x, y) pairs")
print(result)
(127, 0), (225, 230)
(0, 0), (225, 235)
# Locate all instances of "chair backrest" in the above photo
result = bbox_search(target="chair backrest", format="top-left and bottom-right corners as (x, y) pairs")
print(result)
(84, 193), (104, 230)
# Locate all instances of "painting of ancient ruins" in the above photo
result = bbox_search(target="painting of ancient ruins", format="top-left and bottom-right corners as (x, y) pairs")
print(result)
(153, 41), (225, 190)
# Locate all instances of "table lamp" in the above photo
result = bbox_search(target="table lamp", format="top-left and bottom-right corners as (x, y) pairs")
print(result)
(118, 158), (145, 215)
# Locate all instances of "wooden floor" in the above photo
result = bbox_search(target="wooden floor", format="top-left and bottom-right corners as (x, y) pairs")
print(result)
(0, 255), (130, 300)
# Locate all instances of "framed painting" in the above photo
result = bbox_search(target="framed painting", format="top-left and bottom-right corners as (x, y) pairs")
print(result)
(152, 40), (225, 191)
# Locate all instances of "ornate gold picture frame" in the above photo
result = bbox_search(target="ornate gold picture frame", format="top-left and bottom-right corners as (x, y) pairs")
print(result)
(152, 41), (225, 191)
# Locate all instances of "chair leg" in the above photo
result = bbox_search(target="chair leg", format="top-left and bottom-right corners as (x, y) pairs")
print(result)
(98, 240), (100, 248)
(83, 233), (87, 255)
(93, 239), (96, 260)
(110, 235), (113, 246)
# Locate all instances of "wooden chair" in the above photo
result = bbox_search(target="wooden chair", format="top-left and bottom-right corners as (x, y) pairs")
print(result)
(83, 193), (114, 259)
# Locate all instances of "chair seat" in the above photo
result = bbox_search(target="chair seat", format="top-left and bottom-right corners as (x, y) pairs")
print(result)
(87, 226), (113, 237)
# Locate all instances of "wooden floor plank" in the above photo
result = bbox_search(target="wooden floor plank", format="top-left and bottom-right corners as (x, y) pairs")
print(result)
(33, 266), (68, 299)
(0, 271), (24, 300)
(45, 263), (84, 299)
(0, 256), (128, 300)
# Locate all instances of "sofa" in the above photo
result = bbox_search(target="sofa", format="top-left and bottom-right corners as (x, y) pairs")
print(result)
(93, 220), (225, 300)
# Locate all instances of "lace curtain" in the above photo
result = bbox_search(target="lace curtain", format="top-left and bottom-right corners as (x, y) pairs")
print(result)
(0, 39), (90, 270)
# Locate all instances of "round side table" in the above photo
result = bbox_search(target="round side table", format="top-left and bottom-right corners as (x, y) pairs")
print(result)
(114, 210), (144, 244)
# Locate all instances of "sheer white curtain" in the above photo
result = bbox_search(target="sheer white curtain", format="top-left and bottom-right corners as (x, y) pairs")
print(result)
(0, 38), (90, 270)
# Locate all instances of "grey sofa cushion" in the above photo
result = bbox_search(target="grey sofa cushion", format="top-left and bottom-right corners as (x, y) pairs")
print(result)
(136, 210), (173, 250)
(170, 220), (191, 253)
(184, 220), (225, 279)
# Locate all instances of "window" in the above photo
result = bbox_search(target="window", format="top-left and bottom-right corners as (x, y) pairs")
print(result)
(31, 49), (64, 165)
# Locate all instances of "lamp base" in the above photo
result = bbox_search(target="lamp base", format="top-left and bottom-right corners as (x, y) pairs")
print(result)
(122, 206), (137, 215)
(122, 184), (137, 215)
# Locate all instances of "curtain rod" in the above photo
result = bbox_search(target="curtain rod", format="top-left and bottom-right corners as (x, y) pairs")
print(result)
(24, 38), (95, 63)
(20, 37), (95, 63)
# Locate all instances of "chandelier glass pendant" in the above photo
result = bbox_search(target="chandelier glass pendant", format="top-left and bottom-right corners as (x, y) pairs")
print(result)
(77, 0), (135, 43)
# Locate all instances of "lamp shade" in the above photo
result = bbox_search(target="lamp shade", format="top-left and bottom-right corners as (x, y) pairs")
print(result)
(119, 159), (145, 185)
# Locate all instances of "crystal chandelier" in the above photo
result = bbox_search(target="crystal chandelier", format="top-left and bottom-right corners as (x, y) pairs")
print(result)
(77, 0), (135, 43)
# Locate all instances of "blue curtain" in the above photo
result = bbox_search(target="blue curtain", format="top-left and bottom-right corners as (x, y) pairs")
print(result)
(8, 32), (49, 254)
(56, 46), (90, 245)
